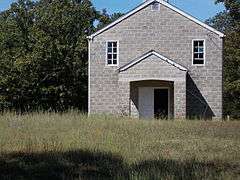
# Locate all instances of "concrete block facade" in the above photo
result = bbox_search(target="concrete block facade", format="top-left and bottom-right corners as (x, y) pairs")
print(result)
(119, 54), (187, 118)
(89, 1), (223, 119)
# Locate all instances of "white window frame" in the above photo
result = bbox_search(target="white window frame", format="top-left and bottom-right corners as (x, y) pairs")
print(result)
(106, 40), (119, 67)
(192, 39), (206, 66)
(151, 2), (160, 11)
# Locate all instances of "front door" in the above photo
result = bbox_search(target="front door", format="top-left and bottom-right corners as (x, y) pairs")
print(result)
(154, 89), (169, 119)
(138, 87), (169, 119)
(139, 87), (154, 119)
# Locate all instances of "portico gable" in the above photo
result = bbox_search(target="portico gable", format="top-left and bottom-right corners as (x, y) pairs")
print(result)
(118, 50), (187, 119)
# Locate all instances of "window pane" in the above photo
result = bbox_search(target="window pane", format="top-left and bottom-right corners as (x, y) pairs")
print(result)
(108, 60), (112, 64)
(199, 47), (204, 53)
(194, 41), (198, 47)
(194, 53), (199, 59)
(199, 53), (204, 59)
(113, 48), (117, 53)
(194, 47), (198, 52)
(108, 48), (112, 53)
(112, 42), (117, 47)
(108, 42), (112, 47)
(194, 59), (204, 64)
(113, 54), (117, 59)
(113, 60), (117, 64)
(108, 54), (112, 60)
(199, 41), (204, 46)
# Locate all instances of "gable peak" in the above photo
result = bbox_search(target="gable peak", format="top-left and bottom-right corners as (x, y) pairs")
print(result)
(88, 0), (224, 39)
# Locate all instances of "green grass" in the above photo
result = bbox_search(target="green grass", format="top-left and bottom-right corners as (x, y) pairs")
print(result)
(0, 112), (239, 179)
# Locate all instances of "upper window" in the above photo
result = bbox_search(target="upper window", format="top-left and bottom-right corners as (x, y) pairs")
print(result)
(193, 40), (205, 65)
(106, 41), (118, 66)
(151, 2), (160, 11)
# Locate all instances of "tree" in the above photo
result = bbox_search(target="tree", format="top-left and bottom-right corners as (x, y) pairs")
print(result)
(96, 9), (124, 30)
(0, 0), (123, 112)
(0, 0), (97, 112)
(206, 11), (233, 32)
(207, 0), (240, 118)
(0, 0), (37, 111)
(215, 0), (240, 24)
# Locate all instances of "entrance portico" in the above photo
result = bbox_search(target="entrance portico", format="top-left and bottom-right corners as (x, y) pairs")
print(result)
(118, 50), (187, 119)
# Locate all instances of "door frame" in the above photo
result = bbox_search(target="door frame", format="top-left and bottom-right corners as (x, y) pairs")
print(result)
(153, 87), (170, 119)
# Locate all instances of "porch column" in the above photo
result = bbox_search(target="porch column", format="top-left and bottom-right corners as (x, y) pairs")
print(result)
(118, 81), (130, 116)
(174, 78), (186, 119)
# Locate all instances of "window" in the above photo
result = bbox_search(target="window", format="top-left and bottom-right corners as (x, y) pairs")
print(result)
(151, 2), (160, 11)
(193, 40), (205, 65)
(106, 41), (118, 66)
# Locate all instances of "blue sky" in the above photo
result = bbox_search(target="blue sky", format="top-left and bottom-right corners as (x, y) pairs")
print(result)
(0, 0), (225, 21)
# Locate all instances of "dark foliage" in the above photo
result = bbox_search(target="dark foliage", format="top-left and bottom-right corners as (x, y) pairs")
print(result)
(207, 0), (240, 118)
(0, 0), (120, 113)
(0, 0), (96, 112)
(96, 9), (124, 30)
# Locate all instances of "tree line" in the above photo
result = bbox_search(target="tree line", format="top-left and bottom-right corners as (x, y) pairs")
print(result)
(207, 0), (240, 118)
(0, 0), (239, 118)
(0, 0), (122, 112)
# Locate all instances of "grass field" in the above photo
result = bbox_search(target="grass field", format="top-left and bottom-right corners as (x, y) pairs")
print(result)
(0, 112), (239, 179)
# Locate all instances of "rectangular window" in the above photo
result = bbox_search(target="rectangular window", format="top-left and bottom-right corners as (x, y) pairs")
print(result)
(193, 40), (205, 65)
(106, 41), (118, 66)
(151, 2), (160, 11)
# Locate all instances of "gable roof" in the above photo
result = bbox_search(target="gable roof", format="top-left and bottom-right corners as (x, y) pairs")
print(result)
(88, 0), (225, 39)
(119, 50), (188, 72)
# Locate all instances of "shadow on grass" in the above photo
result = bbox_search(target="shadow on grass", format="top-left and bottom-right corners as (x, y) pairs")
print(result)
(0, 150), (239, 180)
(0, 150), (127, 180)
(129, 159), (239, 180)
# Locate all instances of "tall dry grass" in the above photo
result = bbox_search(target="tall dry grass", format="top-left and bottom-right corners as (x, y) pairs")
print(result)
(0, 111), (239, 179)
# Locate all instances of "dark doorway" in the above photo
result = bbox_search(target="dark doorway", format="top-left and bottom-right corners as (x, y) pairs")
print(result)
(154, 89), (169, 119)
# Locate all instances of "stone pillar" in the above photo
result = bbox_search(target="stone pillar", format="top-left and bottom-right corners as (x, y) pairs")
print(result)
(118, 81), (130, 116)
(174, 79), (186, 119)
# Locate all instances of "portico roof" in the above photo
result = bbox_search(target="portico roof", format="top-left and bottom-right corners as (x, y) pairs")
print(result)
(119, 50), (188, 72)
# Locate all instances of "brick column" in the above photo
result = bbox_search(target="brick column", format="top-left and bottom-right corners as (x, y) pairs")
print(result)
(174, 78), (186, 119)
(118, 81), (130, 116)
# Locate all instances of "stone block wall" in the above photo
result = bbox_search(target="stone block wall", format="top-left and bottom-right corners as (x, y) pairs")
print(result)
(89, 2), (223, 119)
